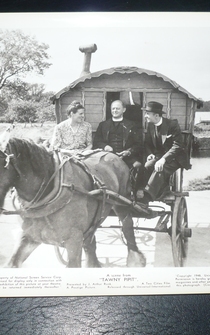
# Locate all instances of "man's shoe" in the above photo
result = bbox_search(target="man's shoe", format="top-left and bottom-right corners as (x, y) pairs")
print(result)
(139, 196), (150, 205)
(138, 192), (151, 204)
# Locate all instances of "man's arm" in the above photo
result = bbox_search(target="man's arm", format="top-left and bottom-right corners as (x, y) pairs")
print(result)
(125, 125), (144, 160)
(162, 119), (185, 162)
(145, 125), (155, 158)
(155, 119), (184, 172)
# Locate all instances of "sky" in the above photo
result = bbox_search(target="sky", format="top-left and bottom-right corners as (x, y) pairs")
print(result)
(1, 12), (210, 101)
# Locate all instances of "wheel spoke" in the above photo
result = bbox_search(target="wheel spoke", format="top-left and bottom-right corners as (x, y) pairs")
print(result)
(181, 239), (187, 258)
(182, 207), (187, 218)
(175, 233), (181, 243)
(171, 197), (189, 267)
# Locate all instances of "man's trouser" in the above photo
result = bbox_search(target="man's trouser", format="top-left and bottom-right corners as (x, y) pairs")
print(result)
(144, 158), (181, 200)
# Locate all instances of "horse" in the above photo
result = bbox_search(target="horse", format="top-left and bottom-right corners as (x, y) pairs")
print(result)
(0, 137), (146, 268)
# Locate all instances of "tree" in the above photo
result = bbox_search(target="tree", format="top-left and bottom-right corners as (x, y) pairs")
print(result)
(200, 101), (210, 111)
(36, 90), (56, 124)
(0, 30), (54, 123)
(0, 87), (56, 124)
(9, 100), (38, 123)
(2, 81), (46, 102)
(0, 29), (51, 91)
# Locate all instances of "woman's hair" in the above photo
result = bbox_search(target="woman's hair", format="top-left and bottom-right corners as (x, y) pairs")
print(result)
(66, 101), (84, 116)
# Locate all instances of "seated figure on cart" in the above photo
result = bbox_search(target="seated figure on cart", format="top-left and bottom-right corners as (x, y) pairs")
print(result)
(51, 101), (93, 155)
(137, 101), (190, 205)
(93, 99), (144, 194)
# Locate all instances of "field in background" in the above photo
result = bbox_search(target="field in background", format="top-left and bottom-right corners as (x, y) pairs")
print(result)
(0, 122), (56, 142)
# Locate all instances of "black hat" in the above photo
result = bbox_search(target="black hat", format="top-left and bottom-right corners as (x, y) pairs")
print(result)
(141, 101), (166, 115)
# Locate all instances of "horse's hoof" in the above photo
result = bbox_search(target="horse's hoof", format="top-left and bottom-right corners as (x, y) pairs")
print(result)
(4, 264), (17, 268)
(85, 260), (102, 268)
(127, 250), (146, 267)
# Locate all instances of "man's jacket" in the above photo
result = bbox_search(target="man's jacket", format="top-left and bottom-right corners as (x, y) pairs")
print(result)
(93, 118), (143, 162)
(145, 117), (190, 169)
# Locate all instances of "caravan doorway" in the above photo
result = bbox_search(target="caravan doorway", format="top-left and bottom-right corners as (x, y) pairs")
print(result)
(106, 91), (143, 127)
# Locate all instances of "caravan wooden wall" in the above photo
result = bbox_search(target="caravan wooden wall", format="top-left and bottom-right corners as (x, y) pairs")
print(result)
(55, 72), (196, 133)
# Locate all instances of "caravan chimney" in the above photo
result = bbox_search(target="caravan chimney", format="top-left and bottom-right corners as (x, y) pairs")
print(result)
(79, 44), (97, 77)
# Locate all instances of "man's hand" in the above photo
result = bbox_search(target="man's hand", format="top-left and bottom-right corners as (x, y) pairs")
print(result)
(104, 145), (113, 152)
(154, 158), (166, 172)
(116, 150), (131, 158)
(133, 161), (142, 169)
(147, 154), (155, 162)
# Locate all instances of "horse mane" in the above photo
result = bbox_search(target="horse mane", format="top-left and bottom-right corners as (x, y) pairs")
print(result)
(5, 137), (55, 178)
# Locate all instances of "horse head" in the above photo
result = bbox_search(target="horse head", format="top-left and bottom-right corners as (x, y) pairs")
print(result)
(1, 138), (55, 204)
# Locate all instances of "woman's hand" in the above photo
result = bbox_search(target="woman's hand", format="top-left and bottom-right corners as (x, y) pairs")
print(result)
(80, 149), (93, 156)
(117, 150), (131, 158)
(60, 149), (75, 155)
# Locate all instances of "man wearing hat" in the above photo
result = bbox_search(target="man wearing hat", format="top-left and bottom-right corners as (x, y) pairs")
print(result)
(137, 101), (190, 204)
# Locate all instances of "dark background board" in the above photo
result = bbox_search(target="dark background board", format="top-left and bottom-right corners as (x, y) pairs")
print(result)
(0, 295), (210, 334)
(1, 3), (210, 334)
(0, 0), (209, 12)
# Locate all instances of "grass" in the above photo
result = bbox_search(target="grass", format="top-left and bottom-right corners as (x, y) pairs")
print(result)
(194, 130), (210, 138)
(0, 122), (56, 142)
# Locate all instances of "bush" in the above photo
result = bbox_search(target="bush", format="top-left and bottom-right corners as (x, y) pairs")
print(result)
(7, 100), (38, 123)
(184, 176), (210, 191)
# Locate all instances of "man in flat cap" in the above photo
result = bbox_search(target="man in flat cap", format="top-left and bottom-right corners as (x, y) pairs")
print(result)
(137, 101), (190, 204)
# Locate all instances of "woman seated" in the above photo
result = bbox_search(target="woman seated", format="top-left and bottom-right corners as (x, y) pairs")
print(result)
(51, 101), (92, 155)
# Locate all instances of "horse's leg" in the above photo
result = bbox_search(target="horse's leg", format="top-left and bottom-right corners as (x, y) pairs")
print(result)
(83, 235), (101, 268)
(7, 235), (40, 268)
(64, 228), (84, 268)
(83, 203), (113, 268)
(113, 205), (146, 267)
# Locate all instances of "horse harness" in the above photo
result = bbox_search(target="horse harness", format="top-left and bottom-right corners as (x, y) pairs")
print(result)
(0, 150), (110, 241)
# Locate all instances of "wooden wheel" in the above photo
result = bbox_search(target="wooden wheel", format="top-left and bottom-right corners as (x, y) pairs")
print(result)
(96, 228), (123, 245)
(54, 246), (68, 266)
(171, 196), (191, 267)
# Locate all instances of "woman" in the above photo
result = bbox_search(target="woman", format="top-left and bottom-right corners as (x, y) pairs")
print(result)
(51, 102), (92, 155)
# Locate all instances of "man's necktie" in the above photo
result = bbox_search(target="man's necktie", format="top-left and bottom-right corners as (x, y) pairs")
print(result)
(155, 125), (162, 146)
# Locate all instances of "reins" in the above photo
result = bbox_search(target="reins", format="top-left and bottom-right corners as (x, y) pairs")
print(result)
(0, 149), (67, 215)
(0, 150), (108, 216)
(22, 154), (70, 210)
(0, 147), (153, 246)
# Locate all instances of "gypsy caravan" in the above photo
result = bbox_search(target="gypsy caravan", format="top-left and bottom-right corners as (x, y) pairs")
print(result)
(51, 44), (203, 267)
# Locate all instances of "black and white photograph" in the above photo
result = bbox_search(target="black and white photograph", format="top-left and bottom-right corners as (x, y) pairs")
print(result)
(0, 12), (210, 297)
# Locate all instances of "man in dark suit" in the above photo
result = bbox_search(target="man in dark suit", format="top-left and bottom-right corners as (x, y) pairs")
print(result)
(137, 101), (190, 204)
(93, 100), (144, 193)
(93, 100), (145, 261)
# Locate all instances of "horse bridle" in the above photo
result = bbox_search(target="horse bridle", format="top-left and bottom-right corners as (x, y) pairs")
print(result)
(0, 150), (70, 214)
(0, 149), (22, 178)
(0, 148), (53, 212)
(0, 150), (15, 169)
